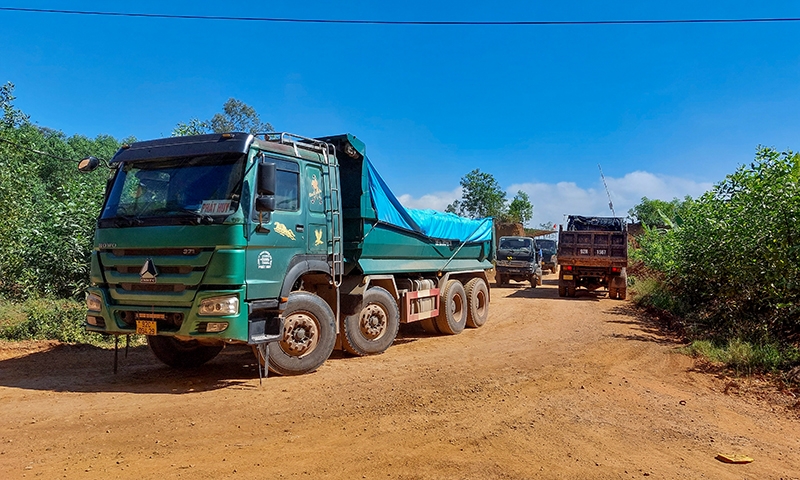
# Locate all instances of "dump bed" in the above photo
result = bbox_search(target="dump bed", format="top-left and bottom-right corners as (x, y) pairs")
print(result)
(557, 216), (627, 268)
(318, 135), (495, 276)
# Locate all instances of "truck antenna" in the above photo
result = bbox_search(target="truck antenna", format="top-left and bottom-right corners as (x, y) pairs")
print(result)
(598, 164), (616, 217)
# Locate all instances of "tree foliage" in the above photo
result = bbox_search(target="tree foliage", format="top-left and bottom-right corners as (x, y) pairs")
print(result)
(0, 83), (122, 299)
(507, 190), (533, 224)
(628, 195), (693, 228)
(172, 98), (273, 136)
(446, 169), (507, 219)
(632, 146), (800, 345)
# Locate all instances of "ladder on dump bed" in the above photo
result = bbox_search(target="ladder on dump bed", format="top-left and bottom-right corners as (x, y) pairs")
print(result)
(263, 133), (343, 289)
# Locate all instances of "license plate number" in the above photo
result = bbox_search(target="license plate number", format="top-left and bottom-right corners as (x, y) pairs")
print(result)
(136, 320), (157, 335)
(562, 274), (574, 280)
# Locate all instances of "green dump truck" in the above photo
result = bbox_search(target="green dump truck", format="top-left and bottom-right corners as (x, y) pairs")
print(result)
(81, 132), (494, 375)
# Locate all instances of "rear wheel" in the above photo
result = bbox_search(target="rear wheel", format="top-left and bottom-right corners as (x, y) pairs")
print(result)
(567, 283), (577, 297)
(558, 282), (567, 297)
(435, 280), (467, 335)
(148, 336), (223, 369)
(609, 287), (618, 299)
(496, 274), (506, 288)
(342, 287), (399, 356)
(267, 292), (336, 376)
(618, 287), (627, 300)
(419, 318), (438, 334)
(464, 278), (489, 328)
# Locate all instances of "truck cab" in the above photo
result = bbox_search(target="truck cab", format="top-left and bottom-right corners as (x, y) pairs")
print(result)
(495, 236), (542, 287)
(534, 238), (558, 274)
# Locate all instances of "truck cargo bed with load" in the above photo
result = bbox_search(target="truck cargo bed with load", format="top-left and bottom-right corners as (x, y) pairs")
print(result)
(82, 132), (494, 375)
(557, 215), (627, 299)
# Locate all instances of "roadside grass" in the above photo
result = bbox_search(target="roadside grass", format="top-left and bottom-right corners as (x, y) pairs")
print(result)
(631, 275), (800, 378)
(682, 339), (800, 376)
(0, 297), (130, 347)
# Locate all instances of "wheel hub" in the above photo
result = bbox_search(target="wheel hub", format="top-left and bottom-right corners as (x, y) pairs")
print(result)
(281, 312), (319, 356)
(360, 304), (387, 340)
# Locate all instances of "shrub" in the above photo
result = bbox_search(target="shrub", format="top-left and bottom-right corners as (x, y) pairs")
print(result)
(0, 297), (107, 344)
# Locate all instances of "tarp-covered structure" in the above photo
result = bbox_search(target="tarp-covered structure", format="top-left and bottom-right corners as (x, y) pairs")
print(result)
(566, 215), (625, 232)
(364, 159), (493, 243)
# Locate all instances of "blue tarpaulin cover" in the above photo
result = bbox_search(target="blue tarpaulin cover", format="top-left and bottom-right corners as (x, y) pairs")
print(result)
(365, 159), (493, 243)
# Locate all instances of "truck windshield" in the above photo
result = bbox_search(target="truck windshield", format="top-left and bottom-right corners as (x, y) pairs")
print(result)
(499, 238), (531, 250)
(99, 152), (246, 227)
(535, 239), (556, 251)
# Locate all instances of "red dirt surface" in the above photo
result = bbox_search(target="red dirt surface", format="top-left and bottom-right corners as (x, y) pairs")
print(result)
(1, 277), (798, 479)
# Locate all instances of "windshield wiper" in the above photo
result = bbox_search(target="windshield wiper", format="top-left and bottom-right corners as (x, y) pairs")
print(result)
(112, 215), (144, 227)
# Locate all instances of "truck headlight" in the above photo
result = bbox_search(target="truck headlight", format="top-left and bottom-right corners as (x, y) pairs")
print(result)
(86, 293), (102, 312)
(198, 295), (239, 316)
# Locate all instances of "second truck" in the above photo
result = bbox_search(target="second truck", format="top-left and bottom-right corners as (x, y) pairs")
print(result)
(80, 132), (494, 375)
(557, 215), (628, 299)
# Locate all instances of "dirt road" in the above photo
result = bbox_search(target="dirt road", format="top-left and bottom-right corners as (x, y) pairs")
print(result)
(1, 277), (798, 479)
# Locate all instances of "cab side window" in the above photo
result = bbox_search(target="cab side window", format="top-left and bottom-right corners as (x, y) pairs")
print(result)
(271, 158), (300, 211)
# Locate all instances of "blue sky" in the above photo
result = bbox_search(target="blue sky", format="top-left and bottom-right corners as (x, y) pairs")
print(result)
(2, 1), (799, 226)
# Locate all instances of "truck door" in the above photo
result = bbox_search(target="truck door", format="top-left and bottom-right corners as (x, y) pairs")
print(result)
(246, 157), (306, 300)
(305, 164), (328, 255)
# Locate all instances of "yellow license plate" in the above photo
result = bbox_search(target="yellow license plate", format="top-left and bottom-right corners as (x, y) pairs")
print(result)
(562, 274), (573, 280)
(136, 320), (157, 335)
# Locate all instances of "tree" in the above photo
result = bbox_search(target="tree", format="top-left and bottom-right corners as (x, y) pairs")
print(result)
(507, 190), (533, 224)
(172, 98), (274, 136)
(0, 82), (122, 299)
(628, 196), (692, 228)
(446, 169), (506, 219)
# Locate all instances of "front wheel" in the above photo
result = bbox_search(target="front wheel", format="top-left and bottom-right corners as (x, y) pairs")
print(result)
(342, 287), (399, 356)
(267, 292), (336, 376)
(148, 336), (223, 369)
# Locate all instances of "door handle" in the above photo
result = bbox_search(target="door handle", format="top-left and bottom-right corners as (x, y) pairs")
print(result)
(295, 224), (304, 232)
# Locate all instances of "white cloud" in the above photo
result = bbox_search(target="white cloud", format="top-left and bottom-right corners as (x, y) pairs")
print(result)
(509, 171), (713, 226)
(398, 171), (713, 227)
(397, 187), (462, 211)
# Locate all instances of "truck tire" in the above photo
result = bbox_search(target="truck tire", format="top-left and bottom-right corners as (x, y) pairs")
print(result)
(435, 280), (467, 335)
(267, 292), (336, 376)
(419, 318), (438, 334)
(342, 287), (399, 356)
(558, 282), (567, 297)
(147, 336), (223, 369)
(618, 287), (627, 300)
(609, 287), (618, 299)
(567, 283), (577, 297)
(496, 274), (505, 288)
(464, 278), (489, 328)
(529, 275), (538, 288)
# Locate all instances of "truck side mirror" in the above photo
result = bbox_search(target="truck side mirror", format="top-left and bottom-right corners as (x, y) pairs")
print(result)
(255, 196), (275, 212)
(77, 156), (100, 173)
(258, 162), (276, 196)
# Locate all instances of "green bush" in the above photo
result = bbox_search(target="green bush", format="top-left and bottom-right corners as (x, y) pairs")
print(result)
(631, 147), (800, 344)
(1, 82), (124, 300)
(0, 297), (107, 344)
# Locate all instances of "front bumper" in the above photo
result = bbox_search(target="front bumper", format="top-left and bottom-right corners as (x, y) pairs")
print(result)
(85, 286), (263, 344)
